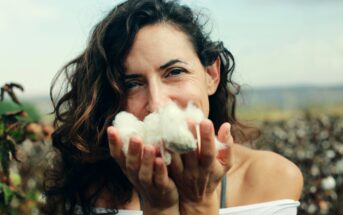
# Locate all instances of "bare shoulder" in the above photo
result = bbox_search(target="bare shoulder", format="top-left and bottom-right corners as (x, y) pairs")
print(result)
(233, 144), (303, 202)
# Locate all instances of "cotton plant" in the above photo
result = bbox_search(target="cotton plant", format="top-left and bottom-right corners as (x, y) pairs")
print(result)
(113, 101), (226, 164)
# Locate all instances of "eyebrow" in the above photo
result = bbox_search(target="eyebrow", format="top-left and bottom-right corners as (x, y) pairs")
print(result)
(159, 59), (187, 69)
(124, 74), (141, 79)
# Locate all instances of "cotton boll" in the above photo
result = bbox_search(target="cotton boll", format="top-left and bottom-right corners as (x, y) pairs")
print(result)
(143, 113), (173, 164)
(183, 102), (204, 149)
(143, 112), (162, 146)
(164, 126), (197, 153)
(112, 102), (224, 164)
(184, 101), (204, 123)
(143, 112), (174, 164)
(159, 102), (197, 153)
(184, 102), (227, 151)
(321, 176), (336, 190)
(113, 111), (144, 154)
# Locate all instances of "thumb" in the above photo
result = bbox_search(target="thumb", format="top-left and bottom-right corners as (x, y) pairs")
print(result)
(107, 126), (126, 168)
(216, 122), (234, 169)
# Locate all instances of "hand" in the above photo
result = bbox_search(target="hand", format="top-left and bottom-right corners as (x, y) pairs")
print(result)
(168, 119), (234, 214)
(107, 126), (179, 215)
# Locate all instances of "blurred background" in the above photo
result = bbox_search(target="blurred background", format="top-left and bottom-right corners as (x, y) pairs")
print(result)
(1, 0), (342, 214)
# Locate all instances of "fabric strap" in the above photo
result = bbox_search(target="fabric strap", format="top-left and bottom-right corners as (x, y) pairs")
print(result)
(220, 174), (227, 208)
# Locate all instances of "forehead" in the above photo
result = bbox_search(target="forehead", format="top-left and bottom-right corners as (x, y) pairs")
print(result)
(124, 23), (198, 72)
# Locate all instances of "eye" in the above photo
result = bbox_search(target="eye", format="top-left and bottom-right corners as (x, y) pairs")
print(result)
(124, 80), (143, 90)
(166, 68), (186, 77)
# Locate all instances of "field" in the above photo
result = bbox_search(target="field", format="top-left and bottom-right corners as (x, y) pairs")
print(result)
(242, 110), (343, 214)
(235, 87), (343, 214)
(1, 85), (343, 214)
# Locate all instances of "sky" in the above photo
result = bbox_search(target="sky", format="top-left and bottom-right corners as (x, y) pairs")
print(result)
(1, 0), (343, 97)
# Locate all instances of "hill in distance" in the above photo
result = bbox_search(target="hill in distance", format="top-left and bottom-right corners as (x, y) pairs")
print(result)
(16, 84), (343, 121)
(236, 84), (343, 120)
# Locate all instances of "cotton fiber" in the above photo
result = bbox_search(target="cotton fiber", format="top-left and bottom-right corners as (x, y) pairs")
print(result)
(112, 101), (226, 164)
(113, 111), (145, 154)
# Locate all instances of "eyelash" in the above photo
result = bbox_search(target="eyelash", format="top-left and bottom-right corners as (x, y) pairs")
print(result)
(124, 80), (142, 90)
(124, 67), (187, 90)
(165, 67), (186, 78)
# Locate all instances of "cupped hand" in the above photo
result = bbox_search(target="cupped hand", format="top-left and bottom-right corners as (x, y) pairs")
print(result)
(107, 126), (179, 214)
(168, 119), (234, 214)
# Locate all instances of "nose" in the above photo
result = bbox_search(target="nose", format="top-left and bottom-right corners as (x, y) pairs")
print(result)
(147, 80), (171, 113)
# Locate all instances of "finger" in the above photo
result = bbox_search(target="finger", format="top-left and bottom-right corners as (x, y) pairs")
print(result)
(126, 136), (143, 182)
(217, 122), (234, 146)
(107, 126), (126, 168)
(154, 157), (170, 189)
(186, 118), (197, 138)
(183, 117), (198, 169)
(182, 150), (198, 170)
(187, 118), (201, 152)
(169, 151), (183, 180)
(199, 119), (216, 169)
(217, 123), (233, 170)
(138, 145), (155, 187)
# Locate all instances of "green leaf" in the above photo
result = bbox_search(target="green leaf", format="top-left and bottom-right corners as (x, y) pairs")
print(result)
(0, 182), (15, 205)
(3, 185), (14, 205)
(0, 121), (4, 136)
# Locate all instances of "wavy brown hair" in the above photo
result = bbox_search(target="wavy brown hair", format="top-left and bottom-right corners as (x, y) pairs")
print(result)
(43, 0), (259, 214)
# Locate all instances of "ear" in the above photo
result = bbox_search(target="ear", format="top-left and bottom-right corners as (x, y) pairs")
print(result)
(205, 56), (221, 96)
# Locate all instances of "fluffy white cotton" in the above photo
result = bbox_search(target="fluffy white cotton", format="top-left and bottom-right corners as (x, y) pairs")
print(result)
(143, 112), (162, 146)
(184, 102), (204, 149)
(183, 102), (226, 150)
(159, 102), (197, 153)
(143, 112), (173, 164)
(112, 101), (227, 164)
(184, 102), (204, 123)
(113, 111), (144, 154)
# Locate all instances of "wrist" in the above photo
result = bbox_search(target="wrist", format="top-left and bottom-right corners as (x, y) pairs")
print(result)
(180, 193), (219, 215)
(143, 204), (179, 215)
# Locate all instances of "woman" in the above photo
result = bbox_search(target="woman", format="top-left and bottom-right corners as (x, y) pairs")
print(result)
(44, 0), (303, 214)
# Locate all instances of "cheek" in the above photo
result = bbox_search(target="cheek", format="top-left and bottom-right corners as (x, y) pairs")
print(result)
(173, 81), (210, 116)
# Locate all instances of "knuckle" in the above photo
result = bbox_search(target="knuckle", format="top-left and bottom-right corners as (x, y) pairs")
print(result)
(201, 152), (215, 167)
(184, 171), (199, 182)
(126, 160), (139, 172)
(138, 170), (151, 186)
(154, 177), (165, 188)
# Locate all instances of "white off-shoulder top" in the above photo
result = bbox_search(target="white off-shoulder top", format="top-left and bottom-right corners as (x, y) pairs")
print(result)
(75, 199), (300, 215)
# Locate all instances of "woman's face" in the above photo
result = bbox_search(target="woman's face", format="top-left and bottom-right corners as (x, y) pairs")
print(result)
(123, 23), (219, 120)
